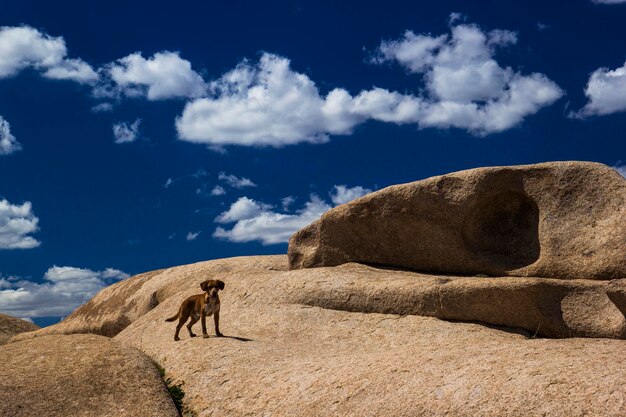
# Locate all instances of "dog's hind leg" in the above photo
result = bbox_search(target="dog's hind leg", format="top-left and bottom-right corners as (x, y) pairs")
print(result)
(187, 314), (200, 338)
(174, 319), (185, 341)
(174, 314), (189, 341)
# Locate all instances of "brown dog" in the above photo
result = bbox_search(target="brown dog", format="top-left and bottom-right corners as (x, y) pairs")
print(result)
(165, 279), (225, 341)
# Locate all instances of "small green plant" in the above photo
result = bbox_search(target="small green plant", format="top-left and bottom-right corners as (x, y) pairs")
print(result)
(167, 382), (185, 414)
(156, 363), (196, 417)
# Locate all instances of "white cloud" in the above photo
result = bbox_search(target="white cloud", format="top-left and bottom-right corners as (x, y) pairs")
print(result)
(176, 53), (365, 147)
(592, 0), (626, 4)
(211, 185), (226, 196)
(218, 172), (257, 188)
(0, 266), (129, 318)
(215, 196), (270, 223)
(330, 185), (372, 205)
(214, 184), (372, 245)
(372, 23), (563, 134)
(0, 116), (21, 155)
(0, 25), (65, 77)
(104, 51), (206, 100)
(214, 195), (331, 245)
(112, 119), (141, 144)
(0, 199), (40, 249)
(186, 231), (200, 241)
(573, 61), (626, 117)
(0, 25), (97, 84)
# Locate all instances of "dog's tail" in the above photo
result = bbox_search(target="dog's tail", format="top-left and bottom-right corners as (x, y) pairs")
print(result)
(164, 310), (179, 322)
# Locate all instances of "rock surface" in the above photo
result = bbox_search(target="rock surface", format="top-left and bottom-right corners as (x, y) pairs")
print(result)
(14, 255), (626, 415)
(284, 263), (626, 339)
(0, 333), (179, 417)
(289, 161), (626, 280)
(0, 313), (39, 345)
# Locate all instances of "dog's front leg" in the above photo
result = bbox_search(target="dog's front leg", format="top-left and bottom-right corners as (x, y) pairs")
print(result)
(201, 312), (209, 338)
(214, 311), (223, 337)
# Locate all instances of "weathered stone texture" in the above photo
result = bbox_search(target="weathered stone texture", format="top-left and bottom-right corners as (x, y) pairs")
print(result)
(0, 334), (178, 417)
(289, 161), (626, 280)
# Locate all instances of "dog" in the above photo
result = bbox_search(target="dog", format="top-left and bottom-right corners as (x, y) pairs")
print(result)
(165, 279), (225, 341)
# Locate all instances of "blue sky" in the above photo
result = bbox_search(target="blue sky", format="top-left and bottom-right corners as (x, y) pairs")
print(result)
(1, 0), (625, 326)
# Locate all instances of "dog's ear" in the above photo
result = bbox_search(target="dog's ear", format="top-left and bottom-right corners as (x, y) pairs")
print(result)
(200, 280), (209, 291)
(216, 280), (225, 290)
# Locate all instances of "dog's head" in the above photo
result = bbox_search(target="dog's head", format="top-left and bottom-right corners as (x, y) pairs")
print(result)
(200, 279), (225, 298)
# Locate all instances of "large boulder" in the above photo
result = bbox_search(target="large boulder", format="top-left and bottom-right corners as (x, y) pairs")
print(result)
(0, 334), (178, 417)
(0, 313), (39, 345)
(289, 161), (626, 279)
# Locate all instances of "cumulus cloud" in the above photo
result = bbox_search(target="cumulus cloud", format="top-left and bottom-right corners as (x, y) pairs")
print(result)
(103, 51), (206, 100)
(214, 185), (372, 244)
(0, 25), (97, 83)
(218, 172), (257, 188)
(0, 199), (40, 249)
(0, 116), (21, 155)
(0, 266), (129, 318)
(215, 196), (271, 223)
(613, 162), (626, 177)
(214, 195), (331, 245)
(372, 22), (563, 134)
(175, 53), (359, 147)
(573, 61), (626, 117)
(112, 119), (141, 144)
(330, 185), (372, 205)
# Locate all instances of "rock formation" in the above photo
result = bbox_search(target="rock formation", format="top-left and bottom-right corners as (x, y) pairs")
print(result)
(12, 255), (626, 415)
(289, 161), (626, 279)
(8, 161), (626, 416)
(0, 333), (179, 417)
(0, 313), (39, 345)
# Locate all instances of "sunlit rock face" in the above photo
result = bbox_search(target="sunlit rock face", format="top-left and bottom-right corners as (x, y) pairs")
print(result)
(289, 161), (626, 280)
